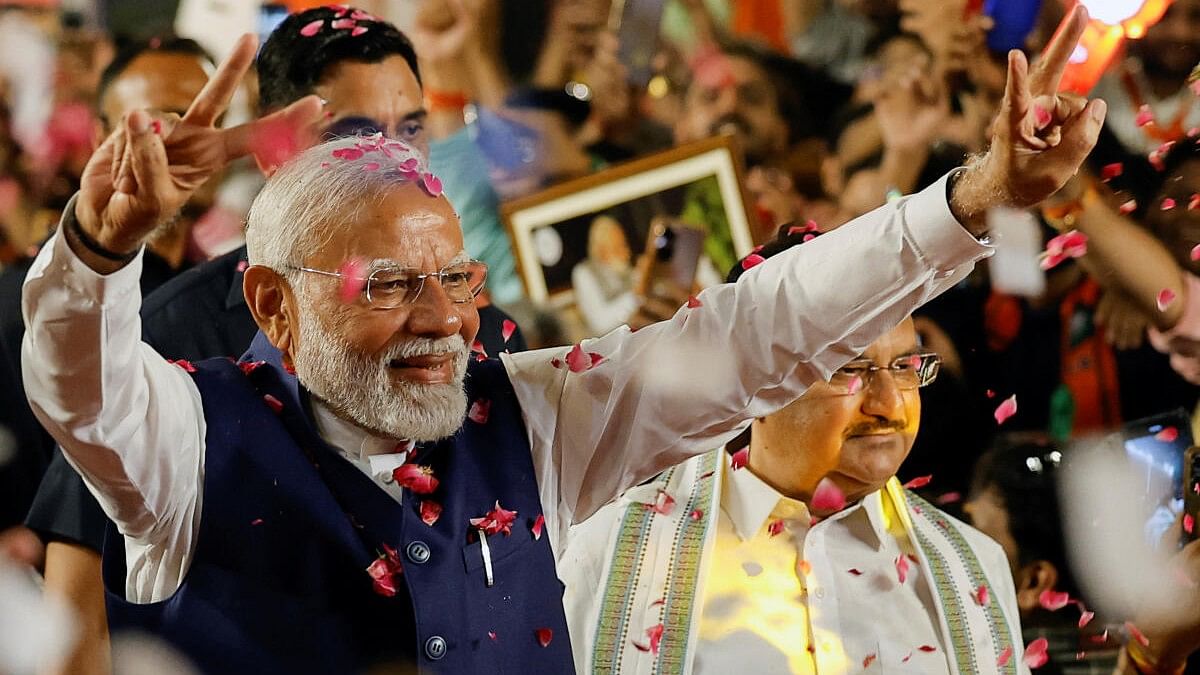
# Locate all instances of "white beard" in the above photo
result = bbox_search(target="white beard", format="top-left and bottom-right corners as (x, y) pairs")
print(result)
(294, 311), (469, 442)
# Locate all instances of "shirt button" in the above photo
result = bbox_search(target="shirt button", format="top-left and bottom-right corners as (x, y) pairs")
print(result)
(407, 541), (431, 564)
(424, 635), (447, 660)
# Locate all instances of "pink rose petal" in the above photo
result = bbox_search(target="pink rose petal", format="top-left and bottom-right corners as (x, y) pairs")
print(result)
(331, 18), (356, 30)
(811, 478), (846, 512)
(351, 26), (369, 36)
(531, 514), (545, 540)
(1162, 198), (1178, 211)
(997, 645), (1013, 667)
(974, 584), (990, 606)
(1186, 513), (1195, 534)
(1033, 105), (1052, 128)
(1023, 637), (1049, 668)
(689, 509), (703, 521)
(649, 489), (676, 516)
(1078, 610), (1095, 628)
(1100, 162), (1123, 182)
(470, 500), (518, 536)
(471, 340), (488, 358)
(730, 446), (749, 470)
(918, 645), (937, 653)
(741, 253), (765, 270)
(263, 394), (283, 413)
(768, 519), (785, 537)
(632, 623), (665, 655)
(250, 518), (264, 526)
(501, 320), (517, 343)
(422, 172), (443, 197)
(169, 359), (197, 373)
(862, 654), (877, 668)
(1125, 621), (1150, 647)
(686, 295), (703, 308)
(300, 19), (324, 37)
(1189, 194), (1200, 211)
(488, 630), (497, 641)
(1158, 288), (1177, 311)
(994, 395), (1018, 425)
(394, 464), (438, 495)
(1135, 104), (1155, 127)
(420, 500), (442, 526)
(337, 257), (367, 303)
(936, 491), (963, 505)
(565, 343), (593, 373)
(536, 627), (553, 648)
(1119, 199), (1138, 215)
(895, 554), (910, 584)
(468, 399), (491, 424)
(1039, 589), (1070, 611)
(1156, 426), (1179, 443)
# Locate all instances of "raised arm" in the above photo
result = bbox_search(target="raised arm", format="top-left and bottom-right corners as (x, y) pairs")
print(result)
(508, 7), (1108, 524)
(21, 35), (322, 543)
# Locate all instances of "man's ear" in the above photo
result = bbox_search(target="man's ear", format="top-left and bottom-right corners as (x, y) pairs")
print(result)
(243, 265), (299, 365)
(1014, 560), (1059, 615)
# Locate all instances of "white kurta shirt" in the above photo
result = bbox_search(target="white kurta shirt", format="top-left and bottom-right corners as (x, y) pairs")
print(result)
(694, 464), (948, 674)
(21, 174), (989, 604)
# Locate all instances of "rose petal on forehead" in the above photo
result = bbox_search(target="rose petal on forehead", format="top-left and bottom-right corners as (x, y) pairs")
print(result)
(501, 320), (517, 343)
(1135, 104), (1155, 128)
(994, 395), (1018, 425)
(337, 257), (367, 303)
(903, 475), (933, 490)
(811, 478), (846, 512)
(300, 19), (324, 36)
(531, 514), (545, 540)
(730, 446), (749, 470)
(1155, 426), (1179, 443)
(1119, 199), (1138, 215)
(1100, 162), (1123, 182)
(1158, 288), (1177, 312)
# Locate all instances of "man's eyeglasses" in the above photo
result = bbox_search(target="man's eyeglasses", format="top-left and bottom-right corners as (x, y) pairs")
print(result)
(288, 260), (488, 309)
(826, 353), (942, 395)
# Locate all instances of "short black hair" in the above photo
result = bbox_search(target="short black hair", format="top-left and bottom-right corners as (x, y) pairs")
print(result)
(971, 433), (1079, 597)
(97, 36), (213, 115)
(257, 6), (421, 114)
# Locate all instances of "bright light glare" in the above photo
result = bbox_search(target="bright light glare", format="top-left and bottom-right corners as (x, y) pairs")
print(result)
(1077, 0), (1144, 25)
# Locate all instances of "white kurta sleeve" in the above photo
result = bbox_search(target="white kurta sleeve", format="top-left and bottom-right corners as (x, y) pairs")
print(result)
(21, 202), (206, 600)
(505, 173), (991, 535)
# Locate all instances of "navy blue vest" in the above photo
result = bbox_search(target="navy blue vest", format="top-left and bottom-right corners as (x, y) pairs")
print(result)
(102, 334), (574, 674)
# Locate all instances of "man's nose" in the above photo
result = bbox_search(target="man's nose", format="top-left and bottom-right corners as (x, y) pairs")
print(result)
(860, 369), (905, 419)
(404, 278), (462, 338)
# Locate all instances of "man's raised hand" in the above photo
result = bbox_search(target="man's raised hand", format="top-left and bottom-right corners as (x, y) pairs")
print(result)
(950, 6), (1107, 234)
(73, 34), (323, 271)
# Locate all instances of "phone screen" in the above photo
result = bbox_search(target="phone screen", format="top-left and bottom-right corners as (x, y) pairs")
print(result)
(616, 0), (667, 88)
(650, 221), (704, 292)
(1118, 411), (1194, 546)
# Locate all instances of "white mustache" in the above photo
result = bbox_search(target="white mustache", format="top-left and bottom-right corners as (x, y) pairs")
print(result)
(383, 334), (467, 362)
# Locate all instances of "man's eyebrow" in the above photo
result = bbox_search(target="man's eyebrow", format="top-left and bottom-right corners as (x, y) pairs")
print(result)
(402, 108), (428, 123)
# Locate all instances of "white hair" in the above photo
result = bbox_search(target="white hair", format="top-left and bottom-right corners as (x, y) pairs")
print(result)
(244, 135), (438, 274)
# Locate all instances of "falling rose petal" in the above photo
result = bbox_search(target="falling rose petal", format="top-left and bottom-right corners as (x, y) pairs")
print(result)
(1119, 199), (1138, 215)
(263, 394), (283, 414)
(1156, 426), (1179, 443)
(420, 500), (442, 526)
(1158, 288), (1177, 312)
(422, 173), (443, 197)
(1125, 622), (1151, 647)
(1033, 105), (1052, 128)
(1186, 513), (1195, 534)
(1100, 162), (1124, 182)
(686, 296), (703, 309)
(1023, 637), (1050, 668)
(846, 375), (864, 396)
(531, 514), (545, 540)
(649, 489), (676, 516)
(565, 343), (592, 373)
(501, 320), (517, 343)
(1135, 104), (1155, 127)
(488, 631), (498, 641)
(1042, 230), (1089, 267)
(1163, 198), (1178, 211)
(847, 568), (864, 576)
(997, 646), (1013, 667)
(250, 518), (264, 526)
(731, 446), (749, 470)
(903, 475), (933, 490)
(468, 399), (491, 424)
(741, 253), (766, 271)
(169, 359), (197, 373)
(812, 478), (846, 511)
(472, 340), (488, 358)
(1192, 245), (1200, 262)
(300, 19), (324, 36)
(768, 519), (785, 537)
(536, 628), (553, 648)
(895, 554), (910, 584)
(1190, 194), (1200, 211)
(470, 500), (518, 536)
(862, 654), (877, 668)
(974, 584), (990, 607)
(689, 509), (703, 521)
(393, 464), (439, 494)
(994, 395), (1018, 425)
(337, 258), (367, 303)
(1078, 610), (1095, 628)
(1038, 589), (1071, 611)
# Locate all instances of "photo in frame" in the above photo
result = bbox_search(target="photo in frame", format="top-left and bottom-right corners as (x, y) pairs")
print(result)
(501, 136), (754, 338)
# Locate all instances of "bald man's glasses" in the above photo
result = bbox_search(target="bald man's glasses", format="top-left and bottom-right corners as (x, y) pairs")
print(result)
(827, 353), (941, 395)
(290, 261), (488, 309)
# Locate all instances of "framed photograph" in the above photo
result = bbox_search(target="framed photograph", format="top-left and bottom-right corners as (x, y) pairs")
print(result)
(502, 136), (754, 337)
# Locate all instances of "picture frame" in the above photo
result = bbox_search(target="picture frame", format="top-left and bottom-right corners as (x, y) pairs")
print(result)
(501, 136), (755, 337)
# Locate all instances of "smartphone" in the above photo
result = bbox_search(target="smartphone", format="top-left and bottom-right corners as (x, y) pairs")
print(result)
(1184, 446), (1200, 543)
(613, 0), (668, 89)
(1118, 410), (1194, 547)
(645, 218), (704, 295)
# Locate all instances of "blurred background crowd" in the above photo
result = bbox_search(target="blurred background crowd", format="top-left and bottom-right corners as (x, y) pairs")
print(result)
(1, 0), (1200, 673)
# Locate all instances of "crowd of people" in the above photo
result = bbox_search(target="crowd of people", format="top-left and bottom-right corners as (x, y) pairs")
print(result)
(1, 0), (1200, 673)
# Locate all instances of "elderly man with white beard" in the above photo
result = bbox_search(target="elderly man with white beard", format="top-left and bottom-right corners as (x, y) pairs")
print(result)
(20, 9), (1104, 675)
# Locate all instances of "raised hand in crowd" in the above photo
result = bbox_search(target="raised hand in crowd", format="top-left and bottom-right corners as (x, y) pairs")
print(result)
(73, 34), (322, 275)
(949, 6), (1107, 234)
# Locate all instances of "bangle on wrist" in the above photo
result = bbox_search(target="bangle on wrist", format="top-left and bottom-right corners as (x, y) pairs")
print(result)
(425, 89), (469, 113)
(1041, 182), (1100, 231)
(1127, 638), (1186, 675)
(67, 207), (138, 264)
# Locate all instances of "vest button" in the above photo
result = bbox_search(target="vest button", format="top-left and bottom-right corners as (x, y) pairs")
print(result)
(425, 635), (447, 660)
(407, 540), (431, 564)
